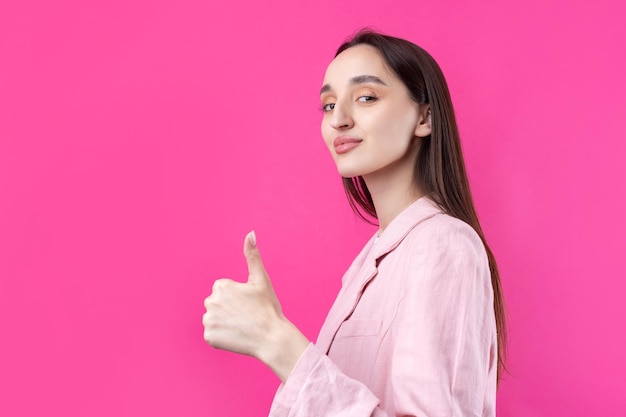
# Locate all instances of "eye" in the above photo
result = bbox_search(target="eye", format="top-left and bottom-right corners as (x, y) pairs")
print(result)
(321, 102), (335, 112)
(357, 95), (377, 103)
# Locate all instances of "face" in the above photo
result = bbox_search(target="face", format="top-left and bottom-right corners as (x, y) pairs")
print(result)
(320, 44), (431, 180)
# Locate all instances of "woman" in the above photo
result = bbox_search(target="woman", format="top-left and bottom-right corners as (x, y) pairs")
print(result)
(202, 30), (506, 416)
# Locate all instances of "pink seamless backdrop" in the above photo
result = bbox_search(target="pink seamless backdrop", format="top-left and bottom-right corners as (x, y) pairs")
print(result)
(1, 0), (624, 416)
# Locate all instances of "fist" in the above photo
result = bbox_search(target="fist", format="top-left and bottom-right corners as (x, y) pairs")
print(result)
(202, 231), (283, 358)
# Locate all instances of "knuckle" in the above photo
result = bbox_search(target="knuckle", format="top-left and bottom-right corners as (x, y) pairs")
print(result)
(212, 278), (230, 292)
(203, 329), (213, 344)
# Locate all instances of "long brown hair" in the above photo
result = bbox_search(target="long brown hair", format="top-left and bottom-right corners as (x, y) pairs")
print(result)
(336, 30), (507, 381)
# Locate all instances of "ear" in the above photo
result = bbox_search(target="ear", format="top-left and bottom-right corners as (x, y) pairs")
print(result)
(414, 105), (432, 138)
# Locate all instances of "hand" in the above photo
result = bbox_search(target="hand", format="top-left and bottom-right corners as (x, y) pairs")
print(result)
(202, 231), (310, 381)
(203, 231), (281, 357)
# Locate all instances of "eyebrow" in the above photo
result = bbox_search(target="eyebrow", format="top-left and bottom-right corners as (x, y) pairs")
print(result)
(320, 75), (387, 95)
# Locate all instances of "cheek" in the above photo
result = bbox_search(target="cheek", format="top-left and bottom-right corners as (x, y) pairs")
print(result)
(320, 122), (334, 150)
(382, 110), (417, 144)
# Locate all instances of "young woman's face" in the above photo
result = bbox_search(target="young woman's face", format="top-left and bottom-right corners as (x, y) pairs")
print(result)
(320, 44), (431, 180)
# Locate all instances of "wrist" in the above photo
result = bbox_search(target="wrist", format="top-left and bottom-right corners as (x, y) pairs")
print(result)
(258, 317), (310, 383)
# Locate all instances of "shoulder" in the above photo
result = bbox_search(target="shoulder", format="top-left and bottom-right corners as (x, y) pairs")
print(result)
(404, 212), (486, 258)
(391, 213), (490, 288)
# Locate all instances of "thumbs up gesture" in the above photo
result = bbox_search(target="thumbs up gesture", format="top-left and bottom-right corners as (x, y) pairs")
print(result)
(203, 231), (310, 381)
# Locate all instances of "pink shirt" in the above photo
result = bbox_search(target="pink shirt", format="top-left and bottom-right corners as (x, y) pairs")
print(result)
(269, 197), (498, 416)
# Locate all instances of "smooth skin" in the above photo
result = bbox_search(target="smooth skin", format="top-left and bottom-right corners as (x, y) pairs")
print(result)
(321, 44), (431, 232)
(203, 44), (432, 382)
(202, 231), (309, 382)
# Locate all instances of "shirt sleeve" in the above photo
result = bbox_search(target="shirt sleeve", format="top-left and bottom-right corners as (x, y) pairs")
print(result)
(269, 220), (497, 417)
(268, 343), (383, 417)
(390, 220), (497, 416)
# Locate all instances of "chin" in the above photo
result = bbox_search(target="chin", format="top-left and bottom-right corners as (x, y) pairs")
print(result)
(335, 164), (368, 179)
(333, 155), (379, 179)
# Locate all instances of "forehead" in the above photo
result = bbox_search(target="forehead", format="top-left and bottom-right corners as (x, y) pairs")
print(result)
(323, 44), (397, 86)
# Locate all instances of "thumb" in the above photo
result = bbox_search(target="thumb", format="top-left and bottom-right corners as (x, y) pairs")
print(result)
(244, 231), (270, 286)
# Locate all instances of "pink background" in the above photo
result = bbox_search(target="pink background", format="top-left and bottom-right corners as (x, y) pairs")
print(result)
(1, 0), (624, 415)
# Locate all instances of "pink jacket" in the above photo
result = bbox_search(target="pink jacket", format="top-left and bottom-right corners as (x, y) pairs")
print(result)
(269, 197), (498, 417)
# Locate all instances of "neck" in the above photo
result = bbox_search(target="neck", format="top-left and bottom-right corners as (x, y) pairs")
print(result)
(366, 177), (423, 235)
(363, 144), (424, 235)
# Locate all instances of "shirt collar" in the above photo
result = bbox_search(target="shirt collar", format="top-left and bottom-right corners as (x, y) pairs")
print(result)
(370, 196), (443, 262)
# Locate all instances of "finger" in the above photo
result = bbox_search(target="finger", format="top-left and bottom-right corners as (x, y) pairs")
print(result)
(243, 231), (270, 286)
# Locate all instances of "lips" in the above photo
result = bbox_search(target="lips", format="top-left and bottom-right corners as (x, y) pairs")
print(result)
(333, 136), (362, 154)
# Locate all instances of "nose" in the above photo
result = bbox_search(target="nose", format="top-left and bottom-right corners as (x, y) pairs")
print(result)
(330, 102), (354, 130)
